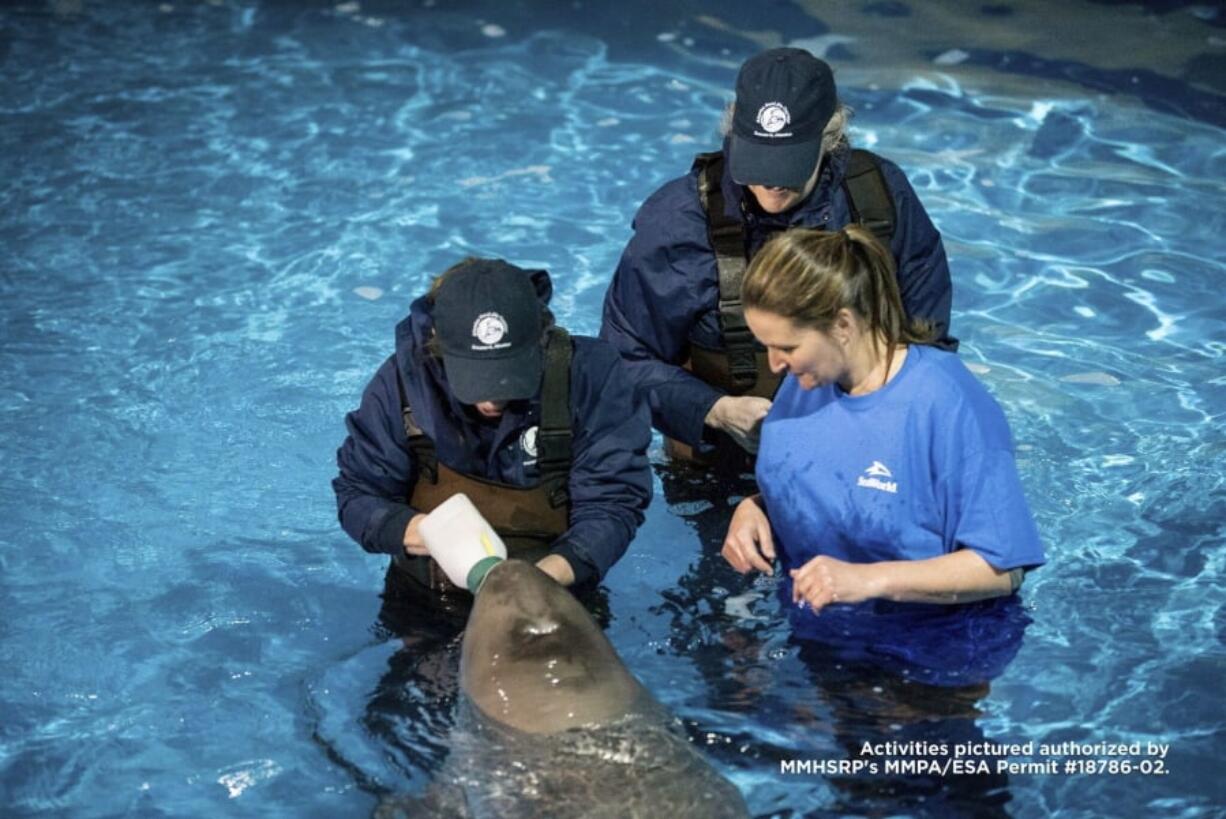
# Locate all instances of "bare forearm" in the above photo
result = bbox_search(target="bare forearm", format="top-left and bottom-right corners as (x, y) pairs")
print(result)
(871, 549), (1014, 604)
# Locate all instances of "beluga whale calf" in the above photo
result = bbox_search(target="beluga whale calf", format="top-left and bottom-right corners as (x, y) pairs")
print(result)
(376, 559), (749, 818)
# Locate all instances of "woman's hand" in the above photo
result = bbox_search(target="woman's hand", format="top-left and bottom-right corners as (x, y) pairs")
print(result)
(789, 556), (878, 612)
(722, 495), (775, 575)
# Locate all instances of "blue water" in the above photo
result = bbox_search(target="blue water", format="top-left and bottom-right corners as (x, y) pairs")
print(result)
(2, 1), (1224, 816)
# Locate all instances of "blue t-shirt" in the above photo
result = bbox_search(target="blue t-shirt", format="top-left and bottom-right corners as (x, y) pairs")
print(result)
(757, 344), (1045, 576)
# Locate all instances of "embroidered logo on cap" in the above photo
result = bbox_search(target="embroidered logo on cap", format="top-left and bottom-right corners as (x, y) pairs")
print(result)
(755, 102), (792, 138)
(471, 312), (510, 350)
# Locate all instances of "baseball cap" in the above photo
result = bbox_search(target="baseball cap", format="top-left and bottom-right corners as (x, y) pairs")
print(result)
(728, 48), (837, 189)
(431, 259), (545, 404)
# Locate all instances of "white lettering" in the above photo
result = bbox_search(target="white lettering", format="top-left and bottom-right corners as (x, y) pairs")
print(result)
(1146, 741), (1169, 759)
(857, 475), (898, 494)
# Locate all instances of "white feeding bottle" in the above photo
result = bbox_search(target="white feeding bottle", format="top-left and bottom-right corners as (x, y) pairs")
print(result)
(418, 492), (507, 593)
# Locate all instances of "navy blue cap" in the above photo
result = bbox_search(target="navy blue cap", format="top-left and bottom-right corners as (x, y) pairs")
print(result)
(729, 48), (837, 189)
(432, 260), (544, 404)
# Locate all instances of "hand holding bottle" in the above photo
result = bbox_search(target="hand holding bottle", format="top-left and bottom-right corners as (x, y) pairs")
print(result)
(418, 493), (507, 593)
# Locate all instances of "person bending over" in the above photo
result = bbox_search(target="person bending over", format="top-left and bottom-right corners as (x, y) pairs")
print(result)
(334, 258), (652, 604)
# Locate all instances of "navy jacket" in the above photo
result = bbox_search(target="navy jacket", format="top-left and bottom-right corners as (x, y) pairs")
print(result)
(599, 144), (956, 448)
(333, 271), (653, 586)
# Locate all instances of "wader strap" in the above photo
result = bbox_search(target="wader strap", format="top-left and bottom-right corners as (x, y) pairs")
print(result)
(693, 151), (758, 394)
(536, 327), (572, 509)
(842, 149), (895, 245)
(687, 344), (782, 400)
(395, 359), (437, 482)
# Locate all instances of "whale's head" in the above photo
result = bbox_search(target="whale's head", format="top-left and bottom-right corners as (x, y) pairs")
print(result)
(460, 560), (641, 734)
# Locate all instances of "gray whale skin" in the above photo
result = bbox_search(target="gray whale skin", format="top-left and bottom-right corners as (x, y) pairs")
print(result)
(375, 560), (750, 819)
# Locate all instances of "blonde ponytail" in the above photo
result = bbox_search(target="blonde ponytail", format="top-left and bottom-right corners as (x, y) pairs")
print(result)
(741, 227), (935, 378)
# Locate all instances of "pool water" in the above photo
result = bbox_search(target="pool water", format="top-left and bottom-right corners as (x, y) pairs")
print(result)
(2, 1), (1224, 816)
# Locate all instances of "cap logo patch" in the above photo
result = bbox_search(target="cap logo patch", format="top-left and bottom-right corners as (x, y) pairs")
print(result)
(471, 312), (511, 350)
(755, 102), (792, 138)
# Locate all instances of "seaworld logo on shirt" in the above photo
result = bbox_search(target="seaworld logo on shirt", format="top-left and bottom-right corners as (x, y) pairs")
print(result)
(857, 461), (897, 494)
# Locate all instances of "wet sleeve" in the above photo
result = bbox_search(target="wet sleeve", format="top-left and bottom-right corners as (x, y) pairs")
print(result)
(949, 447), (1046, 571)
(941, 396), (1045, 571)
(884, 162), (958, 351)
(332, 356), (422, 556)
(550, 343), (653, 585)
(599, 185), (725, 446)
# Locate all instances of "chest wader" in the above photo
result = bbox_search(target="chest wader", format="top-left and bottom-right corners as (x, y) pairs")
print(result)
(391, 328), (573, 597)
(665, 149), (896, 468)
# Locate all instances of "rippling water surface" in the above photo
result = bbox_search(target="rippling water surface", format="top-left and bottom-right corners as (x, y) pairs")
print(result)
(2, 1), (1223, 816)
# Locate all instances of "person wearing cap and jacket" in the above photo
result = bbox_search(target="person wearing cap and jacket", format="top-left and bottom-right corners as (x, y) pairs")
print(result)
(333, 258), (652, 602)
(600, 47), (957, 466)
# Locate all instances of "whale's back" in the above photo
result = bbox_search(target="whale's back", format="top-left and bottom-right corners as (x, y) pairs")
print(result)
(377, 695), (749, 819)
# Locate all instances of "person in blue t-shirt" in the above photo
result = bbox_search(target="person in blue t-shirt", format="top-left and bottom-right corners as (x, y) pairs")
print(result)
(721, 226), (1044, 614)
